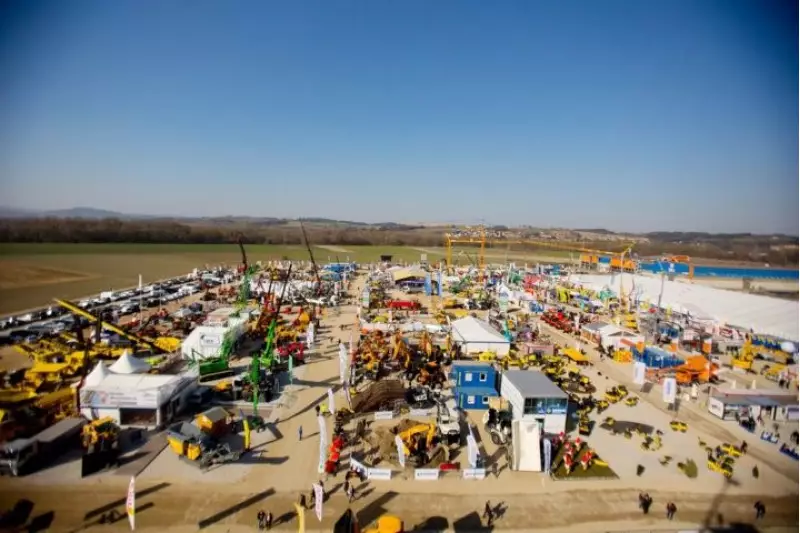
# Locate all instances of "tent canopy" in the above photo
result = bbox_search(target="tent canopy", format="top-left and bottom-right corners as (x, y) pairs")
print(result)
(84, 361), (113, 387)
(452, 316), (509, 344)
(109, 351), (152, 374)
(572, 273), (799, 342)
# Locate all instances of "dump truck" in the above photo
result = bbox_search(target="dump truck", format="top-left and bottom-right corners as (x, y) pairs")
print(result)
(0, 417), (86, 477)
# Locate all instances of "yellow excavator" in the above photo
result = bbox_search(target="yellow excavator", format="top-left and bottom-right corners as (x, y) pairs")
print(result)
(397, 423), (436, 465)
(333, 509), (403, 533)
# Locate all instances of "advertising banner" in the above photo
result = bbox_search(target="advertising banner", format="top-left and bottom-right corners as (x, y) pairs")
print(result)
(312, 483), (324, 522)
(543, 438), (552, 474)
(466, 433), (479, 469)
(662, 377), (677, 404)
(414, 469), (439, 480)
(327, 388), (336, 414)
(126, 476), (135, 531)
(633, 362), (647, 385)
(349, 455), (367, 474)
(462, 468), (486, 480)
(374, 411), (394, 421)
(367, 468), (392, 480)
(395, 435), (406, 468)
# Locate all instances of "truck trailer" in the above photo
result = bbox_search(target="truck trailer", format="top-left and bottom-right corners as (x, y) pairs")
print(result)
(0, 418), (86, 477)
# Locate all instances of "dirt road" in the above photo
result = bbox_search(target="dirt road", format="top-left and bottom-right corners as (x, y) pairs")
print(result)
(1, 483), (797, 532)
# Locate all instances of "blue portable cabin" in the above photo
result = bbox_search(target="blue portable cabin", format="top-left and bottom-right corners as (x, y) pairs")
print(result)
(449, 361), (497, 390)
(455, 386), (499, 410)
(632, 345), (683, 369)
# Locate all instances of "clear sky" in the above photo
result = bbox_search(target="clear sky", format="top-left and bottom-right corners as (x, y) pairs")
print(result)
(0, 0), (797, 234)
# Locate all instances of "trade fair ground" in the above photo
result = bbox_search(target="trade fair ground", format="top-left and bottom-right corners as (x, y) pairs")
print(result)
(17, 264), (798, 502)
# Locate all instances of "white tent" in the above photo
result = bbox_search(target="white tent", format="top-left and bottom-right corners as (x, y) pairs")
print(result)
(109, 351), (151, 374)
(451, 316), (510, 356)
(572, 273), (799, 342)
(84, 361), (113, 387)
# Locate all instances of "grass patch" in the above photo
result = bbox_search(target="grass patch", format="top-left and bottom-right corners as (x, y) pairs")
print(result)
(550, 442), (618, 481)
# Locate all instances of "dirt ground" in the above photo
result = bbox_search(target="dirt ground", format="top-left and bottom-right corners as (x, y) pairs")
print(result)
(1, 273), (798, 532)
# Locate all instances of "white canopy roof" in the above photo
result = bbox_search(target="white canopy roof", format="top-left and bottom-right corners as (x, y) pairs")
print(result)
(84, 361), (113, 387)
(572, 273), (799, 342)
(109, 351), (151, 374)
(451, 316), (509, 344)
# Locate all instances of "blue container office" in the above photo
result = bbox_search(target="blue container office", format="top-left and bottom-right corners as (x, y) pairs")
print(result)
(456, 386), (499, 410)
(450, 361), (498, 410)
(633, 346), (683, 369)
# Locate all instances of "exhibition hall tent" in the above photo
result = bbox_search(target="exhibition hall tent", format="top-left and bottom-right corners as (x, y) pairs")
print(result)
(451, 316), (511, 356)
(109, 351), (152, 374)
(572, 274), (799, 342)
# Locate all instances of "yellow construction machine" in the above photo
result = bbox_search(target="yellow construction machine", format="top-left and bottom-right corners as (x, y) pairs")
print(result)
(165, 421), (243, 469)
(81, 417), (122, 476)
(396, 423), (436, 465)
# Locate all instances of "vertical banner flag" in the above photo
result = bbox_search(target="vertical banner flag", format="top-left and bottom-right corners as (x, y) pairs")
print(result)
(349, 332), (355, 358)
(395, 435), (406, 468)
(317, 415), (328, 471)
(307, 323), (315, 348)
(662, 377), (677, 404)
(327, 387), (336, 414)
(312, 483), (324, 522)
(543, 438), (552, 474)
(344, 383), (352, 409)
(293, 503), (306, 533)
(126, 476), (135, 531)
(288, 355), (294, 385)
(438, 270), (443, 297)
(633, 362), (646, 385)
(424, 272), (432, 296)
(466, 426), (479, 468)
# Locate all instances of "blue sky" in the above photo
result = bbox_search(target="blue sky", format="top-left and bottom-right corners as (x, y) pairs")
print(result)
(0, 0), (797, 233)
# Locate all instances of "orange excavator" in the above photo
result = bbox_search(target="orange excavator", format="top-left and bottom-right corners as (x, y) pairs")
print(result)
(646, 355), (718, 385)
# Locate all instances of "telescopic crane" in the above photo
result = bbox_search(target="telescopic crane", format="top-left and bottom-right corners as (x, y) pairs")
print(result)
(299, 221), (322, 295)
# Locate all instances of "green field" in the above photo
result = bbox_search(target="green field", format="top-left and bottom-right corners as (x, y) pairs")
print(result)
(0, 243), (571, 315)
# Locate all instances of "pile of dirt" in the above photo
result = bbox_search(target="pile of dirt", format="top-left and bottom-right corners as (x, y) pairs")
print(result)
(352, 379), (406, 413)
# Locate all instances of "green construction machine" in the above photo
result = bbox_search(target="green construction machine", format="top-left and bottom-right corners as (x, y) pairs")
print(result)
(191, 237), (257, 382)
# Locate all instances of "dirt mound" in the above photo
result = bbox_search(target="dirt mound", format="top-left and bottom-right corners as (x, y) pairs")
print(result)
(352, 379), (406, 413)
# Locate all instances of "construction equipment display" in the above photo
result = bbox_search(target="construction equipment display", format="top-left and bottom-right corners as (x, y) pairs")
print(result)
(80, 417), (122, 477)
(166, 421), (242, 469)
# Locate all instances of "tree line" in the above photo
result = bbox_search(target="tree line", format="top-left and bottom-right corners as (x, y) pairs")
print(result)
(0, 218), (796, 265)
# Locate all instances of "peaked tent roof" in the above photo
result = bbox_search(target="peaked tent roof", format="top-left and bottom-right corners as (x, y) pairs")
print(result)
(109, 350), (152, 374)
(85, 361), (113, 387)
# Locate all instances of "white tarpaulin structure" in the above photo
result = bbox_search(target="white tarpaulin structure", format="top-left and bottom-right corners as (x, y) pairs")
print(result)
(572, 273), (799, 342)
(109, 351), (152, 374)
(451, 316), (510, 356)
(85, 361), (113, 387)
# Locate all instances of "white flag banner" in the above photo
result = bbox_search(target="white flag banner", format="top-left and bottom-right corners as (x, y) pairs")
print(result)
(312, 482), (324, 522)
(344, 384), (353, 409)
(349, 332), (355, 356)
(126, 476), (135, 531)
(466, 426), (480, 468)
(633, 362), (646, 385)
(395, 435), (406, 468)
(662, 377), (677, 404)
(327, 387), (336, 414)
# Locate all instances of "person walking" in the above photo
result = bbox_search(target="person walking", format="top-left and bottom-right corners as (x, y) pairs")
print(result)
(666, 502), (677, 520)
(347, 484), (355, 503)
(298, 425), (303, 441)
(257, 510), (266, 531)
(483, 501), (494, 527)
(754, 501), (766, 519)
(265, 511), (273, 530)
(298, 493), (307, 510)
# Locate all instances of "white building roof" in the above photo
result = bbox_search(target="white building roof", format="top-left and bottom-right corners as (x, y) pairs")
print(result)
(572, 273), (799, 342)
(452, 316), (509, 345)
(109, 351), (152, 374)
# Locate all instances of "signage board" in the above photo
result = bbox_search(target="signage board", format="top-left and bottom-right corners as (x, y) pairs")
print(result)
(367, 468), (392, 481)
(349, 456), (367, 474)
(462, 468), (486, 480)
(409, 408), (434, 417)
(374, 411), (394, 421)
(414, 469), (439, 480)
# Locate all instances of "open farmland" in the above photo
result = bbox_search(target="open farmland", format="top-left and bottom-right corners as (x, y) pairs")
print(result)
(0, 243), (569, 314)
